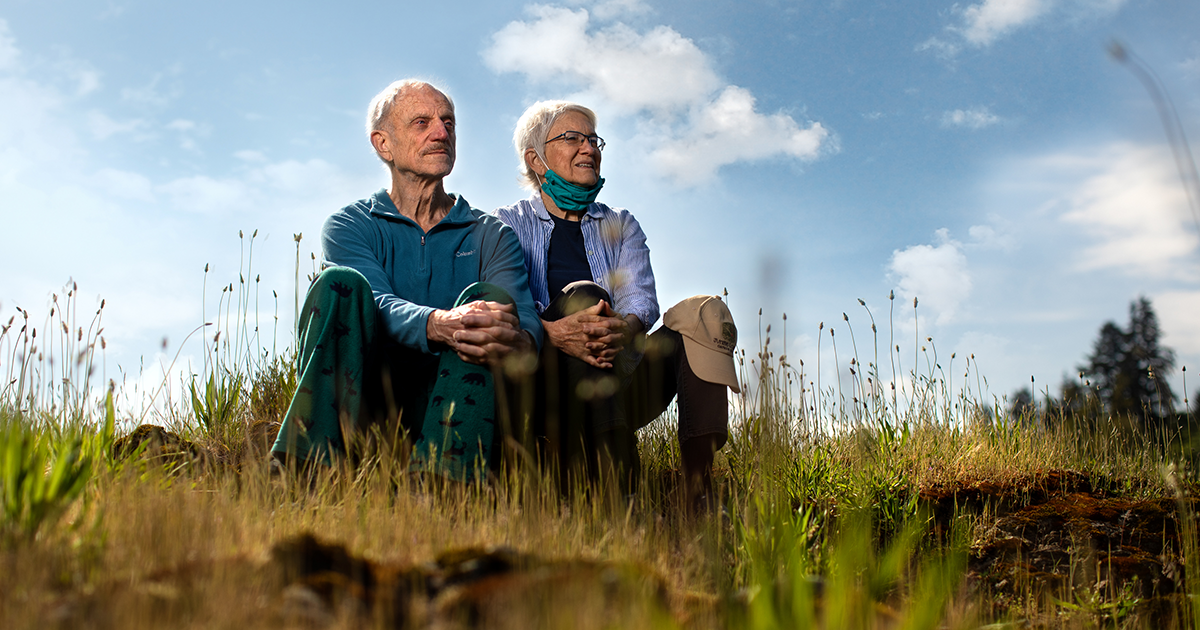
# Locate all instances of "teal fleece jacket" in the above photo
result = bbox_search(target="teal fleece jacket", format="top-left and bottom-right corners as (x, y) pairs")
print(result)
(322, 189), (543, 354)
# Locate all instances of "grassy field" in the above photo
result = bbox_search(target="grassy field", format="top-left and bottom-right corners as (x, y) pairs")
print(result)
(2, 278), (1198, 629)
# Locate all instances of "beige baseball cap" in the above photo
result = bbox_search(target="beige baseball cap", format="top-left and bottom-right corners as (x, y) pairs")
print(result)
(663, 295), (740, 393)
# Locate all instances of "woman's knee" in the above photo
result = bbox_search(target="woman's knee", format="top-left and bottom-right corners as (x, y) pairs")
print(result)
(556, 281), (612, 315)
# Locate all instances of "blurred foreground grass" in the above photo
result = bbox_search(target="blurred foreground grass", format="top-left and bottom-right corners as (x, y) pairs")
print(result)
(1, 274), (1198, 629)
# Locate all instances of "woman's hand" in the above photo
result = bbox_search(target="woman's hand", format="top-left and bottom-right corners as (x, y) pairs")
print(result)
(544, 301), (629, 369)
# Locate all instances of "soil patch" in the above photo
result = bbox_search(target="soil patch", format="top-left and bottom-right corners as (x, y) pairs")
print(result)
(48, 532), (671, 629)
(111, 424), (207, 470)
(921, 470), (1196, 626)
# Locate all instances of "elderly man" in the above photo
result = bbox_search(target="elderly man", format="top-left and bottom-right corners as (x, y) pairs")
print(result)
(271, 80), (541, 480)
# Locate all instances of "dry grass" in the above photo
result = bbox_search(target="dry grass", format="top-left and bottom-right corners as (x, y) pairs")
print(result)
(2, 279), (1198, 629)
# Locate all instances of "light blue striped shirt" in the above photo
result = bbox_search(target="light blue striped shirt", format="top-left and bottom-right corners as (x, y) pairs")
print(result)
(492, 195), (660, 331)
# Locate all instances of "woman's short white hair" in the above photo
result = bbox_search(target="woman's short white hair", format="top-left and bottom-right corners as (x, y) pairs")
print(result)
(365, 79), (454, 164)
(513, 100), (598, 191)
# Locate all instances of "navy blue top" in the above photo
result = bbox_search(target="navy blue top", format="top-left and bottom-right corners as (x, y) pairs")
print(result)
(546, 213), (593, 300)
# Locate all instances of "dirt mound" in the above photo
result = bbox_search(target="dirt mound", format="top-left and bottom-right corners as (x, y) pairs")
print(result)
(273, 532), (671, 628)
(111, 424), (208, 470)
(48, 532), (671, 629)
(920, 469), (1098, 516)
(111, 421), (282, 474)
(921, 470), (1196, 626)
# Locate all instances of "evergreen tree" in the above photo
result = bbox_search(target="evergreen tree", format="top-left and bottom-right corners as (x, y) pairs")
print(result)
(1079, 297), (1177, 420)
(1008, 387), (1035, 423)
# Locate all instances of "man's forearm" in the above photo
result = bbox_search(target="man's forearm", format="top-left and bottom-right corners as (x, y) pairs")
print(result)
(425, 309), (458, 349)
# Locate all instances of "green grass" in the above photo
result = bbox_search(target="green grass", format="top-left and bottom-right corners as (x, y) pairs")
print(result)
(1, 261), (1197, 628)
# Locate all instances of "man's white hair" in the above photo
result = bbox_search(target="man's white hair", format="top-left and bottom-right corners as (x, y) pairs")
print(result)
(513, 100), (598, 191)
(365, 79), (454, 165)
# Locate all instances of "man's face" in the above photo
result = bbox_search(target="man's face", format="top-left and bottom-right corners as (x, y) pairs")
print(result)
(375, 86), (456, 179)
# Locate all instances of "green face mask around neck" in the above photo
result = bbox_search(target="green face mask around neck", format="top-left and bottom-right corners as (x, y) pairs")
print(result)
(540, 169), (605, 214)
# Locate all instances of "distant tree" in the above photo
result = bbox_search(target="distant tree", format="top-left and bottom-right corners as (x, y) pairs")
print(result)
(1085, 322), (1128, 409)
(1079, 297), (1177, 421)
(1008, 387), (1035, 423)
(1052, 376), (1099, 418)
(1010, 377), (1103, 429)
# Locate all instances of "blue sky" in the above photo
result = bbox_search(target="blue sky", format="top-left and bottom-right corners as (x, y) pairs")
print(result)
(2, 0), (1198, 415)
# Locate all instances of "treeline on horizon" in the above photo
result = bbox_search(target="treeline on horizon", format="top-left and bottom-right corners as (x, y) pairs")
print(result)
(1008, 296), (1197, 440)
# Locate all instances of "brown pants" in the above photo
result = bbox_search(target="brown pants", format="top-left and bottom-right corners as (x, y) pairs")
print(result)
(536, 281), (728, 493)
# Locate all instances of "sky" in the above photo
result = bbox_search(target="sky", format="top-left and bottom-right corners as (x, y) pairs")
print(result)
(1, 0), (1199, 417)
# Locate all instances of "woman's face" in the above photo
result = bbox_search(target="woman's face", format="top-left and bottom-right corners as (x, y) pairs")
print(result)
(539, 110), (601, 187)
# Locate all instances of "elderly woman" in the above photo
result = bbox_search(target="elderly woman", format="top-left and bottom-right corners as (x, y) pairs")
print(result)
(494, 101), (740, 507)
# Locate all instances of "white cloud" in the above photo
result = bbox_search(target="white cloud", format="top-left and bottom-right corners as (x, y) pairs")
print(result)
(956, 0), (1051, 46)
(70, 67), (101, 96)
(485, 6), (719, 113)
(967, 224), (1016, 252)
(234, 149), (268, 163)
(0, 26), (370, 416)
(1055, 143), (1197, 278)
(91, 168), (156, 202)
(483, 4), (831, 186)
(915, 36), (961, 58)
(0, 20), (19, 71)
(941, 107), (1001, 129)
(121, 69), (181, 106)
(165, 118), (209, 151)
(86, 110), (147, 140)
(0, 67), (76, 172)
(927, 0), (1127, 52)
(1154, 290), (1200, 357)
(155, 175), (247, 216)
(99, 2), (129, 20)
(1182, 56), (1200, 78)
(250, 159), (347, 192)
(889, 229), (973, 325)
(651, 87), (829, 186)
(565, 0), (652, 20)
(156, 159), (362, 218)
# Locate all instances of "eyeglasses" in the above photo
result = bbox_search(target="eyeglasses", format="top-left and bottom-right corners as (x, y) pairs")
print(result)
(545, 130), (605, 151)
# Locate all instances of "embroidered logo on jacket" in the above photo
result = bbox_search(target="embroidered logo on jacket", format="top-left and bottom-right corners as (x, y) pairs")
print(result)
(456, 250), (476, 258)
